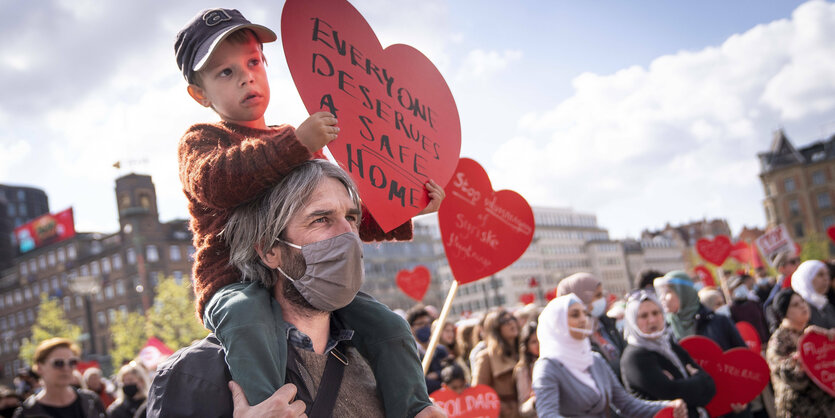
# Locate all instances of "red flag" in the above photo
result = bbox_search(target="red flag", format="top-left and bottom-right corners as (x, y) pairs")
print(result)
(138, 337), (174, 369)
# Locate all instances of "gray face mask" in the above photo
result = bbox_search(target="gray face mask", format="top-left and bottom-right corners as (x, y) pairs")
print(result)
(276, 232), (364, 311)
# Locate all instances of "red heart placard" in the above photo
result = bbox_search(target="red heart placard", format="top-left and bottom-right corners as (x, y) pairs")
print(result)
(735, 321), (762, 354)
(545, 288), (557, 302)
(396, 265), (431, 302)
(653, 407), (675, 418)
(828, 226), (835, 244)
(438, 158), (535, 284)
(693, 265), (716, 288)
(431, 384), (500, 418)
(729, 241), (751, 264)
(797, 330), (835, 397)
(680, 336), (770, 417)
(282, 0), (461, 232)
(519, 293), (535, 305)
(696, 235), (733, 266)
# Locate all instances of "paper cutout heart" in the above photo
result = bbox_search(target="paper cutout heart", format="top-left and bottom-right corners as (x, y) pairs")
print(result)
(680, 335), (770, 417)
(735, 321), (762, 354)
(693, 265), (716, 288)
(396, 265), (431, 301)
(653, 407), (675, 418)
(797, 330), (835, 397)
(282, 0), (461, 232)
(729, 241), (751, 264)
(696, 235), (732, 266)
(519, 293), (535, 305)
(545, 288), (557, 301)
(438, 158), (534, 284)
(828, 226), (835, 244)
(430, 384), (500, 418)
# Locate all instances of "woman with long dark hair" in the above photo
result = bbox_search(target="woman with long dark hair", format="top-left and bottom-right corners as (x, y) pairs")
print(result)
(514, 321), (538, 418)
(472, 309), (521, 418)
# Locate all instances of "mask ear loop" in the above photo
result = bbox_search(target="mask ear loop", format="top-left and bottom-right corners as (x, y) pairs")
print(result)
(274, 238), (302, 282)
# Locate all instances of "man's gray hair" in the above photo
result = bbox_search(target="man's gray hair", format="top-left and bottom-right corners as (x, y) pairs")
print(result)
(223, 159), (361, 287)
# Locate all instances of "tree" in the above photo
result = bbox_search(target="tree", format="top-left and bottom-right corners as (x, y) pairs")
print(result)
(148, 276), (208, 351)
(108, 311), (148, 370)
(18, 294), (82, 366)
(800, 232), (830, 262)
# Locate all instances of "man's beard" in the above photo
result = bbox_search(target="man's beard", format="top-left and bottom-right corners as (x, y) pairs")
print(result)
(279, 246), (326, 315)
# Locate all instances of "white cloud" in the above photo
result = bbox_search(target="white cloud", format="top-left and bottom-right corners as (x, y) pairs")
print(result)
(455, 49), (523, 81)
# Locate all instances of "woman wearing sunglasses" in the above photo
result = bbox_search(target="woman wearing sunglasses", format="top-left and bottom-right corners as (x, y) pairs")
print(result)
(13, 337), (106, 418)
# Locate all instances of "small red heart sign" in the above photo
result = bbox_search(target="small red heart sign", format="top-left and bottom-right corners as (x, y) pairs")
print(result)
(282, 0), (461, 232)
(797, 330), (835, 397)
(431, 384), (500, 418)
(729, 241), (751, 264)
(680, 335), (770, 417)
(438, 158), (534, 284)
(693, 265), (716, 288)
(396, 265), (431, 302)
(735, 321), (762, 354)
(545, 288), (557, 302)
(519, 293), (535, 305)
(696, 235), (733, 266)
(828, 226), (835, 244)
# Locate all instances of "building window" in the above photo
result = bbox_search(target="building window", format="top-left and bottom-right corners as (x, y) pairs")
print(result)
(127, 248), (136, 265)
(789, 199), (800, 216)
(105, 286), (114, 299)
(90, 261), (100, 276)
(818, 193), (831, 209)
(169, 245), (181, 261)
(824, 216), (835, 230)
(112, 254), (122, 270)
(67, 245), (76, 259)
(63, 297), (71, 312)
(101, 258), (111, 273)
(785, 178), (796, 193)
(146, 245), (159, 263)
(80, 265), (89, 276)
(29, 260), (36, 274)
(97, 311), (106, 326)
(794, 222), (805, 238)
(116, 280), (125, 296)
(57, 248), (65, 263)
(813, 170), (826, 185)
(173, 271), (183, 285)
(47, 252), (55, 266)
(38, 256), (46, 270)
(20, 263), (27, 276)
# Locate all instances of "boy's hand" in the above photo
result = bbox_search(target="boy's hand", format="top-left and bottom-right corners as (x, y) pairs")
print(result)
(417, 179), (445, 216)
(296, 111), (338, 153)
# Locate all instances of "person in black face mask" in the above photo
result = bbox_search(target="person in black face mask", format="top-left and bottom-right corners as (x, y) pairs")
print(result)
(0, 387), (23, 418)
(106, 363), (149, 418)
(406, 306), (448, 394)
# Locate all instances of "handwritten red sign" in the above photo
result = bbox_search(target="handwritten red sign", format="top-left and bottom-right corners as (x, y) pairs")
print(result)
(735, 321), (762, 354)
(438, 158), (534, 284)
(431, 384), (500, 418)
(680, 335), (770, 417)
(519, 293), (535, 305)
(696, 235), (732, 266)
(282, 0), (461, 232)
(693, 265), (716, 288)
(798, 330), (835, 397)
(396, 265), (431, 301)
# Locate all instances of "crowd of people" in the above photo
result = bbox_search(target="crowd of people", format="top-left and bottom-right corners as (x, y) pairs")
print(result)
(408, 248), (835, 418)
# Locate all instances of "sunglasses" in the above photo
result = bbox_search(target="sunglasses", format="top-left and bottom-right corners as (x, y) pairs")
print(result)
(50, 358), (79, 369)
(787, 258), (801, 265)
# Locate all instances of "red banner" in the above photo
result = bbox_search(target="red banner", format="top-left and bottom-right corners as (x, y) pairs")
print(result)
(14, 207), (76, 254)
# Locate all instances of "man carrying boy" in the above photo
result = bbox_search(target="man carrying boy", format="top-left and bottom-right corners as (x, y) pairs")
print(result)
(162, 8), (445, 417)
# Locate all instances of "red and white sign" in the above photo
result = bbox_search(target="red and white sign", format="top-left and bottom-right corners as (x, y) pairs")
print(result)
(798, 330), (835, 397)
(680, 335), (770, 417)
(696, 235), (732, 266)
(693, 265), (716, 288)
(735, 321), (762, 354)
(396, 265), (431, 302)
(431, 384), (500, 418)
(282, 0), (461, 232)
(519, 293), (535, 305)
(138, 337), (175, 370)
(755, 225), (796, 267)
(438, 158), (534, 284)
(14, 207), (76, 254)
(729, 241), (752, 264)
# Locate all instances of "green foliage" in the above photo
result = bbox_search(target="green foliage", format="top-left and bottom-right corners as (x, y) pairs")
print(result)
(18, 294), (82, 366)
(148, 276), (208, 351)
(108, 311), (148, 370)
(800, 232), (830, 262)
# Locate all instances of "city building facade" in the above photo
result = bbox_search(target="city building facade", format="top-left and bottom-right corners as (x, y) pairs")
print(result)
(0, 185), (50, 270)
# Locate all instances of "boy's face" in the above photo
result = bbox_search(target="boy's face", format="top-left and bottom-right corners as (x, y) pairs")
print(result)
(188, 34), (270, 129)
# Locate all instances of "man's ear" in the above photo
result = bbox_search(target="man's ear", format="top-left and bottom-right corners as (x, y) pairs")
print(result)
(255, 244), (282, 269)
(187, 84), (211, 108)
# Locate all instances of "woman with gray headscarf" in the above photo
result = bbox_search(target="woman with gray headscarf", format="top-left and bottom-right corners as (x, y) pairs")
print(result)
(620, 291), (715, 418)
(790, 260), (835, 329)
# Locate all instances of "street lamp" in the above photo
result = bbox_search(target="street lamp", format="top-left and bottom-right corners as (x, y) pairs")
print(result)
(69, 275), (100, 355)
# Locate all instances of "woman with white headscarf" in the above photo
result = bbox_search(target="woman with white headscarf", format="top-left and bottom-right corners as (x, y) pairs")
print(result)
(620, 291), (715, 418)
(532, 294), (687, 418)
(791, 260), (835, 329)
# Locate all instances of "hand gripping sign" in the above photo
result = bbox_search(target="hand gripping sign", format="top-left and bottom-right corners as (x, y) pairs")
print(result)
(282, 0), (461, 232)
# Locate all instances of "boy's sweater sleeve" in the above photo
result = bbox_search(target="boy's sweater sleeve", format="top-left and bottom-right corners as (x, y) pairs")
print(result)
(178, 123), (313, 209)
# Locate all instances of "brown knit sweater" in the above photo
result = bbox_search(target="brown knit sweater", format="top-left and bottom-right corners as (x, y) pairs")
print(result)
(178, 121), (412, 320)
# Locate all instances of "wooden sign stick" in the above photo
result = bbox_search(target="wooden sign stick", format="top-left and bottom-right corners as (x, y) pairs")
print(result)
(716, 267), (732, 307)
(422, 280), (459, 374)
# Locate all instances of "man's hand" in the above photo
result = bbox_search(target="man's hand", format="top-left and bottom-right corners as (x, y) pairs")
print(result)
(229, 381), (307, 418)
(296, 112), (338, 153)
(730, 402), (747, 413)
(669, 399), (687, 418)
(417, 179), (446, 216)
(685, 364), (699, 376)
(415, 405), (447, 418)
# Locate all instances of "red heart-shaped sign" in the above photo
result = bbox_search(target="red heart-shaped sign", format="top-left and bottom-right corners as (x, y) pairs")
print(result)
(282, 0), (461, 232)
(696, 235), (733, 266)
(653, 407), (675, 418)
(519, 293), (535, 305)
(828, 226), (835, 244)
(396, 265), (431, 302)
(729, 241), (751, 264)
(438, 158), (534, 284)
(797, 330), (835, 397)
(545, 288), (557, 302)
(430, 384), (500, 418)
(693, 265), (716, 288)
(735, 321), (762, 354)
(680, 335), (770, 416)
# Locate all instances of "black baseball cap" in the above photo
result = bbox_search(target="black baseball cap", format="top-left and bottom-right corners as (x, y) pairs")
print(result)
(175, 8), (277, 83)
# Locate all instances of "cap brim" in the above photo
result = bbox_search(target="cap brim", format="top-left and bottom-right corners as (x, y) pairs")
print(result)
(193, 23), (277, 72)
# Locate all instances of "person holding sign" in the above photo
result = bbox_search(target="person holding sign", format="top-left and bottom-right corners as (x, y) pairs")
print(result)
(532, 294), (687, 418)
(790, 260), (835, 329)
(766, 288), (835, 417)
(620, 291), (716, 418)
(171, 8), (444, 416)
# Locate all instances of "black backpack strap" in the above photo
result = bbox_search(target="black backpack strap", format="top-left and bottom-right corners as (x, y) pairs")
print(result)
(307, 344), (348, 418)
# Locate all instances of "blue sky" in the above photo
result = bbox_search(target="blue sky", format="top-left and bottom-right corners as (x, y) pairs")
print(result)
(1, 0), (833, 239)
